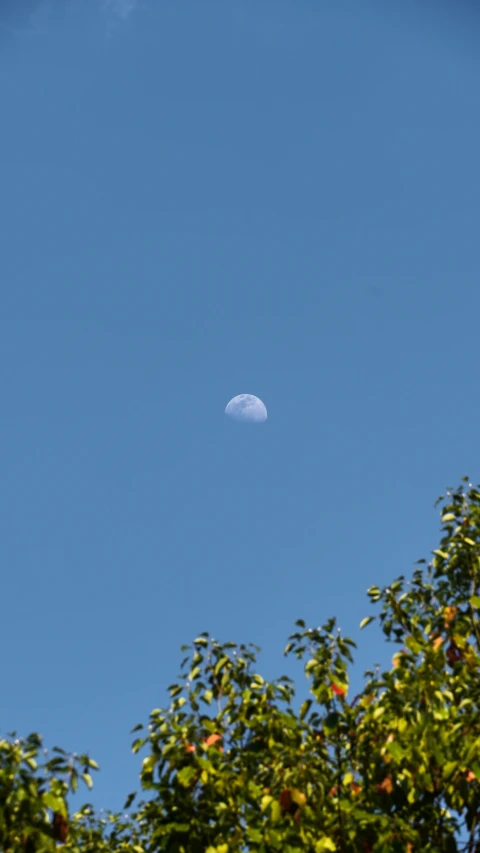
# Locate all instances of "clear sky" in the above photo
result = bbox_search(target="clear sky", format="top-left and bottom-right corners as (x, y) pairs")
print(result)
(2, 0), (480, 819)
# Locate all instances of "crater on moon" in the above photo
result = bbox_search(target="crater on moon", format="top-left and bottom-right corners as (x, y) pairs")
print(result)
(225, 394), (267, 423)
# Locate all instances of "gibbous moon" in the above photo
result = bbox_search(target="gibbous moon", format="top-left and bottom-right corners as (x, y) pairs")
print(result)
(225, 394), (267, 423)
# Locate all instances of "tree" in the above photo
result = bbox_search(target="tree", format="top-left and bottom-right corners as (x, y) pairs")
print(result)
(2, 477), (480, 852)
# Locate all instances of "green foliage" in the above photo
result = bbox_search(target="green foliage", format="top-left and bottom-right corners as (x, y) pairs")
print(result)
(3, 478), (480, 852)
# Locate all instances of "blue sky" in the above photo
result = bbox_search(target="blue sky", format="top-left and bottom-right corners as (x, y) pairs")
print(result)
(2, 0), (480, 819)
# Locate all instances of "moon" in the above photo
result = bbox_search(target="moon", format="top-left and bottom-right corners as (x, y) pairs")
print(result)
(225, 394), (267, 423)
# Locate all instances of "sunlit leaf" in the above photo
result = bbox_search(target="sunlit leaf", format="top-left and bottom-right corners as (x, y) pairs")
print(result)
(142, 755), (156, 775)
(177, 766), (197, 788)
(261, 794), (273, 812)
(189, 666), (201, 681)
(81, 772), (93, 789)
(300, 699), (312, 720)
(315, 838), (337, 852)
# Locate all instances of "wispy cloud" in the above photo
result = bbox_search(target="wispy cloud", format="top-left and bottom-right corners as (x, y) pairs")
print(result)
(0, 0), (141, 40)
(28, 0), (52, 34)
(102, 0), (142, 38)
(103, 0), (139, 21)
(0, 0), (52, 37)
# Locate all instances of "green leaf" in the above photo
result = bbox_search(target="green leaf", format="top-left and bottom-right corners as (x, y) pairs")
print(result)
(42, 792), (65, 814)
(386, 741), (405, 762)
(300, 699), (312, 720)
(214, 656), (229, 676)
(124, 792), (137, 809)
(407, 787), (416, 803)
(470, 596), (480, 609)
(247, 828), (263, 844)
(360, 616), (375, 629)
(189, 667), (201, 681)
(177, 766), (197, 788)
(442, 761), (458, 779)
(194, 637), (208, 646)
(405, 635), (421, 654)
(442, 513), (456, 522)
(324, 712), (340, 732)
(270, 800), (282, 823)
(433, 705), (448, 720)
(203, 689), (213, 704)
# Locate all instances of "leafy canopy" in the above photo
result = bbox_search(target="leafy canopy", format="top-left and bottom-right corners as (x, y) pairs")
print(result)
(2, 478), (480, 853)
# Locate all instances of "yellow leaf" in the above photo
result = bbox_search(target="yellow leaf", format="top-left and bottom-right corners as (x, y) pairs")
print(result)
(141, 756), (155, 775)
(82, 772), (93, 789)
(315, 839), (337, 852)
(261, 795), (273, 812)
(443, 606), (457, 625)
(291, 788), (307, 807)
(270, 800), (282, 823)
